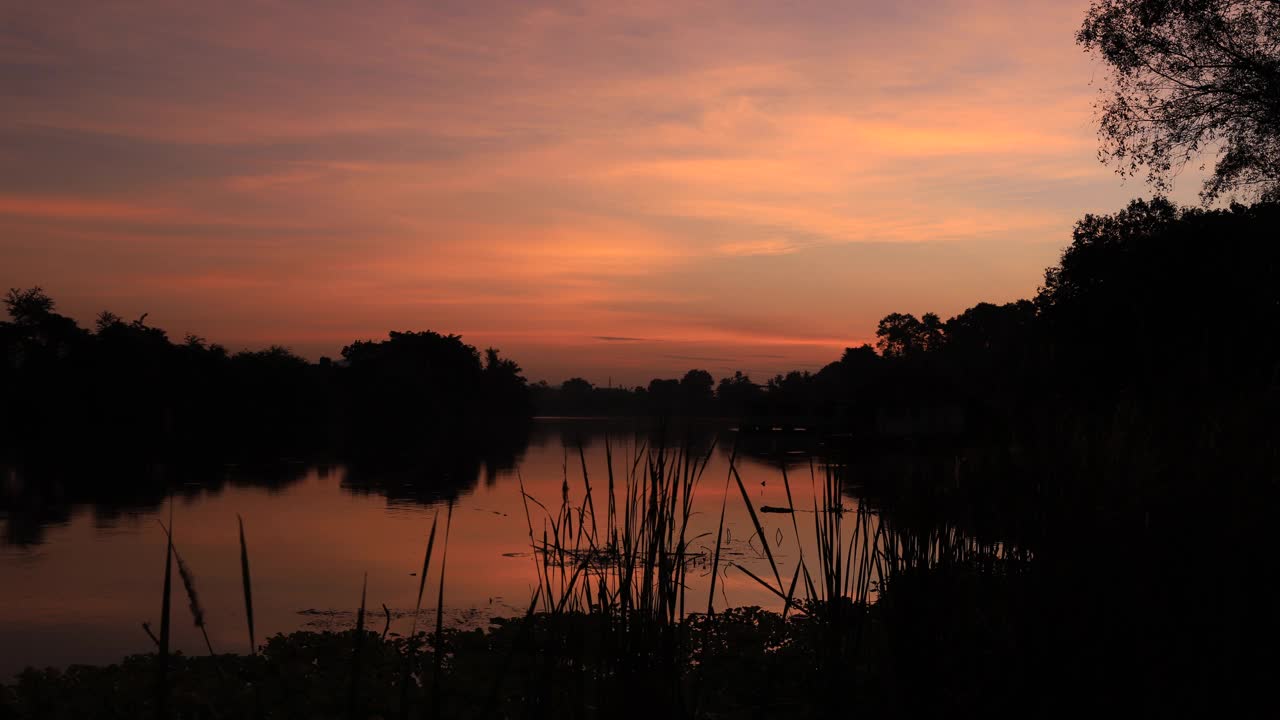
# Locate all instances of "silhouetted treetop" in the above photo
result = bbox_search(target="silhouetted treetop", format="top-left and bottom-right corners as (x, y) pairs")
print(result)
(560, 377), (595, 398)
(680, 369), (715, 406)
(1039, 196), (1179, 310)
(942, 301), (1037, 356)
(1078, 0), (1280, 201)
(341, 330), (481, 376)
(875, 312), (942, 358)
(4, 287), (55, 325)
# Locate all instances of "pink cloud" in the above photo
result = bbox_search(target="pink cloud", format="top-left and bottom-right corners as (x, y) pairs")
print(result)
(1, 0), (1184, 383)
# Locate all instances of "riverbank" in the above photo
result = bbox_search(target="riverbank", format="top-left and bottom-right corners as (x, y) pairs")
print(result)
(1, 568), (1033, 719)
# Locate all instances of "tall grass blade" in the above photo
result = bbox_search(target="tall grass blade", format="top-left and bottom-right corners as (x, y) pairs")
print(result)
(517, 471), (550, 612)
(706, 443), (737, 616)
(348, 572), (368, 720)
(730, 562), (793, 607)
(410, 513), (439, 636)
(156, 498), (174, 719)
(142, 622), (160, 648)
(781, 463), (817, 601)
(237, 514), (256, 655)
(577, 442), (599, 545)
(732, 465), (785, 598)
(431, 500), (455, 720)
(783, 561), (803, 620)
(399, 513), (439, 720)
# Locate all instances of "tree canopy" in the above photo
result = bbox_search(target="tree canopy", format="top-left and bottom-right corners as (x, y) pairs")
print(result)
(1078, 0), (1280, 201)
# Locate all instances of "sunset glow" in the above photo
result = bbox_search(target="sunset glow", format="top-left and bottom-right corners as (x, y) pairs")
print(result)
(0, 0), (1195, 383)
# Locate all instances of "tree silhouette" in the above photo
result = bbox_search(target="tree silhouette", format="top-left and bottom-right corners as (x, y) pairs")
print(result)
(679, 369), (714, 407)
(1037, 196), (1280, 388)
(1078, 0), (1280, 201)
(4, 287), (55, 325)
(919, 312), (944, 351)
(942, 301), (1036, 358)
(646, 377), (681, 410)
(716, 371), (761, 417)
(483, 347), (532, 416)
(0, 295), (535, 463)
(875, 312), (925, 357)
(560, 377), (594, 400)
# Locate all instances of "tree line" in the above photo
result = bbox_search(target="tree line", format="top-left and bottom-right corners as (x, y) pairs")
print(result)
(0, 296), (532, 463)
(539, 197), (1280, 438)
(5, 196), (1278, 461)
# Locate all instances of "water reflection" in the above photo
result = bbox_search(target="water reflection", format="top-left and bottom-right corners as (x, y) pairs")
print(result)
(0, 419), (896, 677)
(0, 463), (316, 548)
(1, 422), (534, 548)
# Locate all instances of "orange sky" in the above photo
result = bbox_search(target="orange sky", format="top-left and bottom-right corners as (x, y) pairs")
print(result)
(0, 1), (1203, 385)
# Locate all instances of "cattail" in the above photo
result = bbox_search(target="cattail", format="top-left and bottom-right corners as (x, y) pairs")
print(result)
(157, 519), (216, 656)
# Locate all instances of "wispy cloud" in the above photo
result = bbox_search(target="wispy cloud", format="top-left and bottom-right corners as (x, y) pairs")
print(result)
(0, 0), (1179, 383)
(716, 239), (799, 256)
(663, 354), (735, 363)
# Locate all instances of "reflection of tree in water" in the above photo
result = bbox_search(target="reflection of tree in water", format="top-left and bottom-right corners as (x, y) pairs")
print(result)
(340, 422), (531, 505)
(534, 418), (721, 456)
(723, 427), (820, 471)
(1, 428), (537, 546)
(0, 461), (312, 548)
(527, 418), (818, 479)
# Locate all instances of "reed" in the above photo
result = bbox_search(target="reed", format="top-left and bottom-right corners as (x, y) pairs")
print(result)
(398, 512), (439, 720)
(348, 572), (367, 720)
(535, 438), (712, 623)
(430, 500), (454, 720)
(730, 463), (787, 607)
(157, 520), (216, 658)
(706, 441), (736, 616)
(237, 514), (256, 655)
(410, 512), (440, 635)
(155, 499), (174, 719)
(513, 432), (716, 716)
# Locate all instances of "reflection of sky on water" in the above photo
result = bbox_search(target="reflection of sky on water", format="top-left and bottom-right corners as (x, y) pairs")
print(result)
(0, 420), (874, 677)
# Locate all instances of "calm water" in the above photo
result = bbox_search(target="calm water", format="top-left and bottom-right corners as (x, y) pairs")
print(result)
(0, 419), (876, 678)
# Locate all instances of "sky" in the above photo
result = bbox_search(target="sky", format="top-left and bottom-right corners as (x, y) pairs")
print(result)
(0, 0), (1203, 385)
